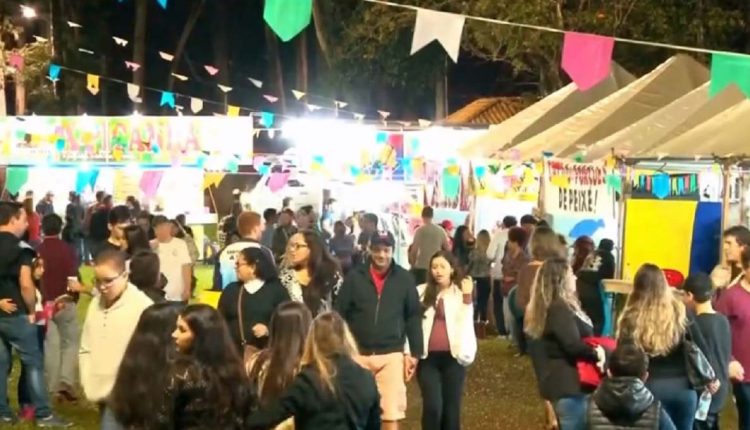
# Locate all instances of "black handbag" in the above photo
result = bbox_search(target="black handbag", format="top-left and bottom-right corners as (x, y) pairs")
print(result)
(683, 327), (715, 390)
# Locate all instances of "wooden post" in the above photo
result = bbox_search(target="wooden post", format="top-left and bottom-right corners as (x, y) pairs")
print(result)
(616, 159), (630, 280)
(719, 159), (732, 264)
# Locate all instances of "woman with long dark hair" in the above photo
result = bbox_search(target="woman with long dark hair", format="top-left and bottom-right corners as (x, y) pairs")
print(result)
(247, 302), (313, 430)
(416, 250), (476, 430)
(170, 304), (250, 429)
(280, 231), (342, 316)
(218, 247), (290, 357)
(109, 302), (184, 429)
(23, 197), (41, 247)
(451, 225), (473, 273)
(570, 236), (594, 274)
(246, 312), (380, 430)
(122, 225), (152, 258)
(128, 251), (167, 303)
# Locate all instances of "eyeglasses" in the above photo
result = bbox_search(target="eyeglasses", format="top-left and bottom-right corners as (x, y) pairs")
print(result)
(95, 271), (126, 287)
(287, 243), (308, 251)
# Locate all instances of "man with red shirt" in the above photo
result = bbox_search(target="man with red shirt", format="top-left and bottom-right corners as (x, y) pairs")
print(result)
(336, 230), (423, 430)
(36, 214), (79, 402)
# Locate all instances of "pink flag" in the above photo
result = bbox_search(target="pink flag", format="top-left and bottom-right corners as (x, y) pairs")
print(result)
(125, 61), (141, 71)
(268, 172), (290, 193)
(8, 53), (24, 72)
(263, 95), (279, 103)
(562, 32), (615, 91)
(139, 171), (164, 199)
(204, 65), (219, 76)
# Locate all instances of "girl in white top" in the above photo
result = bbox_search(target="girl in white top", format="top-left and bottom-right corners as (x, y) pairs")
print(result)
(415, 250), (477, 430)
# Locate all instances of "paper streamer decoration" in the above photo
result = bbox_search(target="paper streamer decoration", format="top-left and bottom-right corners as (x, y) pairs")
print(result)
(159, 51), (174, 61)
(353, 113), (365, 121)
(264, 0), (313, 42)
(218, 84), (233, 93)
(260, 112), (275, 127)
(67, 21), (83, 28)
(709, 53), (750, 98)
(5, 167), (29, 195)
(75, 170), (99, 194)
(190, 98), (203, 113)
(8, 53), (24, 72)
(652, 173), (670, 199)
(263, 95), (279, 103)
(171, 73), (188, 81)
(442, 174), (461, 200)
(160, 91), (175, 108)
(410, 8), (466, 62)
(48, 64), (61, 81)
(227, 105), (240, 116)
(113, 36), (128, 46)
(561, 32), (615, 91)
(127, 83), (142, 103)
(86, 74), (100, 95)
(292, 90), (306, 100)
(249, 78), (263, 88)
(334, 101), (348, 109)
(204, 65), (219, 76)
(139, 170), (164, 198)
(378, 111), (390, 120)
(268, 172), (291, 193)
(33, 36), (48, 43)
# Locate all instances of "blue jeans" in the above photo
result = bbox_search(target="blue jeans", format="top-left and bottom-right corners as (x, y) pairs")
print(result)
(17, 325), (46, 407)
(554, 395), (588, 430)
(0, 315), (52, 417)
(100, 404), (125, 430)
(734, 382), (750, 430)
(647, 377), (697, 430)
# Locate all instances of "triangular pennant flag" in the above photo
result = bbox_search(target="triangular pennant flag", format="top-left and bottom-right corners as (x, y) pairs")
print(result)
(253, 129), (261, 138)
(33, 36), (48, 43)
(268, 129), (276, 139)
(249, 78), (263, 88)
(260, 112), (275, 127)
(48, 64), (61, 81)
(418, 119), (432, 127)
(127, 83), (142, 103)
(86, 74), (100, 95)
(125, 61), (140, 71)
(227, 105), (241, 116)
(378, 110), (390, 120)
(561, 32), (615, 91)
(410, 9), (466, 63)
(263, 95), (279, 103)
(171, 73), (188, 81)
(156, 0), (167, 9)
(8, 53), (24, 72)
(204, 65), (219, 76)
(398, 121), (413, 127)
(67, 21), (82, 28)
(710, 53), (750, 98)
(190, 97), (203, 113)
(160, 91), (175, 108)
(78, 48), (95, 55)
(353, 113), (365, 121)
(292, 89), (306, 100)
(159, 51), (174, 61)
(334, 100), (348, 109)
(113, 36), (129, 46)
(263, 0), (313, 42)
(306, 104), (321, 112)
(218, 84), (233, 93)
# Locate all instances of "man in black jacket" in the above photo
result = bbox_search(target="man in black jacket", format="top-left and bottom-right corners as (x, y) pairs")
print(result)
(587, 343), (675, 430)
(335, 230), (423, 430)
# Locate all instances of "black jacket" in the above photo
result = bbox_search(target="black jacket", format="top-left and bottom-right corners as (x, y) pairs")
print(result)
(587, 377), (675, 430)
(335, 262), (423, 356)
(245, 355), (380, 430)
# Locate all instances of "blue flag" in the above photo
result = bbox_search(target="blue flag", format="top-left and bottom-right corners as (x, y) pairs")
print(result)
(48, 64), (61, 81)
(160, 91), (175, 108)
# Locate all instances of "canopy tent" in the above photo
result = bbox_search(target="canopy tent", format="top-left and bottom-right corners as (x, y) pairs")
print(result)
(508, 55), (709, 161)
(640, 98), (750, 159)
(459, 62), (634, 158)
(570, 83), (745, 161)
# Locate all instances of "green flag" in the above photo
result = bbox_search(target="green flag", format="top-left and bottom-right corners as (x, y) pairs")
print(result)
(5, 167), (28, 195)
(264, 0), (313, 42)
(710, 53), (750, 98)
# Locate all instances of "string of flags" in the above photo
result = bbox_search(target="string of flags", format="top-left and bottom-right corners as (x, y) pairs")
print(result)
(364, 0), (750, 97)
(117, 0), (168, 10)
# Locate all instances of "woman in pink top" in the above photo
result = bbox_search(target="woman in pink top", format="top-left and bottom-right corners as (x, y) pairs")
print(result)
(415, 250), (477, 430)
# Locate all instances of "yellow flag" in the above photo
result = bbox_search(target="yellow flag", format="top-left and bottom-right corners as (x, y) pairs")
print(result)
(227, 105), (240, 117)
(86, 74), (100, 95)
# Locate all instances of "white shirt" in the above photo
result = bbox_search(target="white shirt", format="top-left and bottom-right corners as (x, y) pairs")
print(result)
(79, 284), (153, 402)
(154, 238), (192, 301)
(487, 229), (509, 278)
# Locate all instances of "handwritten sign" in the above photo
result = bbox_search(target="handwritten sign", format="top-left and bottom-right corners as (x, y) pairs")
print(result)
(543, 159), (615, 217)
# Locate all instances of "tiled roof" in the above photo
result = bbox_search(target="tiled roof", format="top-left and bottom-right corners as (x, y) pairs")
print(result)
(444, 97), (528, 125)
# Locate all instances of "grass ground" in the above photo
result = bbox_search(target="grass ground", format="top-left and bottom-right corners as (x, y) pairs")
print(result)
(5, 265), (741, 429)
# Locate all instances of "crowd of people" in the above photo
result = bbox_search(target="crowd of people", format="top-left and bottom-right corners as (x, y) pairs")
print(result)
(2, 187), (750, 430)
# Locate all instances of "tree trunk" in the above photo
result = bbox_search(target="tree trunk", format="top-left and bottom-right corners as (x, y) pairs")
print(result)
(311, 0), (331, 67)
(166, 0), (206, 93)
(265, 24), (286, 113)
(133, 0), (147, 112)
(434, 59), (448, 120)
(296, 30), (309, 93)
(213, 0), (230, 109)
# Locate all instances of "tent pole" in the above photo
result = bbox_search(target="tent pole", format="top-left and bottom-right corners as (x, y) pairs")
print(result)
(741, 172), (748, 227)
(616, 159), (630, 280)
(720, 160), (732, 265)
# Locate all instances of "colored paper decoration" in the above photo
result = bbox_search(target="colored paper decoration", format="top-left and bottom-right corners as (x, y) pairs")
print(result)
(204, 65), (219, 76)
(652, 173), (670, 199)
(160, 91), (175, 108)
(260, 112), (275, 127)
(139, 170), (164, 198)
(292, 90), (306, 100)
(190, 98), (203, 113)
(227, 105), (240, 117)
(125, 61), (140, 71)
(8, 53), (24, 72)
(113, 36), (128, 46)
(442, 174), (460, 200)
(268, 172), (290, 192)
(127, 83), (142, 103)
(264, 0), (313, 42)
(263, 95), (279, 103)
(709, 53), (750, 98)
(249, 78), (263, 88)
(48, 64), (61, 81)
(410, 8), (466, 63)
(86, 74), (100, 95)
(562, 32), (615, 91)
(5, 167), (29, 195)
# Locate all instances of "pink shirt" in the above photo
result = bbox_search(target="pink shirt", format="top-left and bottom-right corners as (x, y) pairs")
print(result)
(716, 282), (750, 382)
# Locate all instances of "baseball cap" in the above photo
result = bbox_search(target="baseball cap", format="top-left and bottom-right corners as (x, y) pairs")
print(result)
(440, 220), (454, 231)
(369, 230), (395, 248)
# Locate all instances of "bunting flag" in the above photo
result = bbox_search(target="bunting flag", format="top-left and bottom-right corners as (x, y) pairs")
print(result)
(67, 21), (82, 28)
(33, 36), (48, 43)
(86, 74), (100, 95)
(204, 65), (219, 76)
(125, 61), (140, 71)
(263, 95), (279, 103)
(248, 78), (263, 88)
(418, 119), (432, 127)
(268, 129), (276, 139)
(334, 101), (348, 109)
(8, 53), (24, 72)
(218, 84), (233, 93)
(78, 48), (95, 55)
(159, 51), (174, 61)
(156, 0), (167, 9)
(410, 9), (466, 63)
(398, 121), (412, 127)
(48, 64), (61, 81)
(709, 53), (750, 98)
(190, 97), (204, 113)
(263, 0), (313, 42)
(260, 112), (275, 127)
(127, 83), (142, 103)
(160, 91), (175, 108)
(353, 113), (365, 121)
(113, 36), (128, 46)
(5, 167), (29, 195)
(171, 73), (188, 81)
(561, 32), (615, 91)
(292, 89), (306, 100)
(253, 129), (262, 138)
(306, 104), (321, 112)
(227, 105), (240, 116)
(378, 110), (390, 120)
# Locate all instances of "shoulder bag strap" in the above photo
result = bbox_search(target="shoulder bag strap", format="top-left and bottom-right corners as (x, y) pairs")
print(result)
(237, 287), (247, 346)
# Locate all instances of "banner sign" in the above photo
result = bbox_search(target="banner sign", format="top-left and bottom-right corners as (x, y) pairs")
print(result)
(543, 159), (615, 217)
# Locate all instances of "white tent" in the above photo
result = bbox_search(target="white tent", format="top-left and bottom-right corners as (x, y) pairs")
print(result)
(459, 63), (634, 158)
(567, 83), (745, 161)
(507, 55), (709, 160)
(640, 98), (750, 159)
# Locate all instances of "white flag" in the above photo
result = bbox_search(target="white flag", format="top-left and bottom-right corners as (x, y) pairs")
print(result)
(378, 110), (390, 120)
(418, 119), (432, 127)
(190, 98), (203, 113)
(127, 83), (142, 103)
(410, 9), (466, 63)
(159, 51), (174, 61)
(292, 90), (306, 100)
(67, 21), (82, 28)
(307, 104), (321, 112)
(334, 101), (348, 109)
(218, 84), (233, 93)
(248, 78), (263, 88)
(171, 73), (188, 81)
(353, 113), (365, 121)
(113, 36), (129, 46)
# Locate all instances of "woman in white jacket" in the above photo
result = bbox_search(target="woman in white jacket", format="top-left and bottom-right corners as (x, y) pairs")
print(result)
(416, 250), (477, 430)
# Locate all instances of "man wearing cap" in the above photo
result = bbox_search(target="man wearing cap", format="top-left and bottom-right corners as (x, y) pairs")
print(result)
(336, 230), (423, 430)
(153, 215), (192, 302)
(409, 206), (450, 285)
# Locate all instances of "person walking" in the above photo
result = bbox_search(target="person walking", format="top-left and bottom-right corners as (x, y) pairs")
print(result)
(214, 211), (275, 291)
(409, 207), (450, 285)
(469, 230), (492, 335)
(153, 216), (192, 303)
(64, 192), (85, 265)
(498, 227), (529, 340)
(272, 209), (297, 264)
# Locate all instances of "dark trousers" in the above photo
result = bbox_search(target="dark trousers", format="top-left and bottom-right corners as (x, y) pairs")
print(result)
(412, 268), (427, 286)
(491, 280), (507, 335)
(734, 382), (750, 430)
(647, 377), (697, 430)
(694, 412), (720, 430)
(474, 277), (491, 322)
(417, 352), (466, 430)
(514, 315), (527, 354)
(17, 325), (46, 407)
